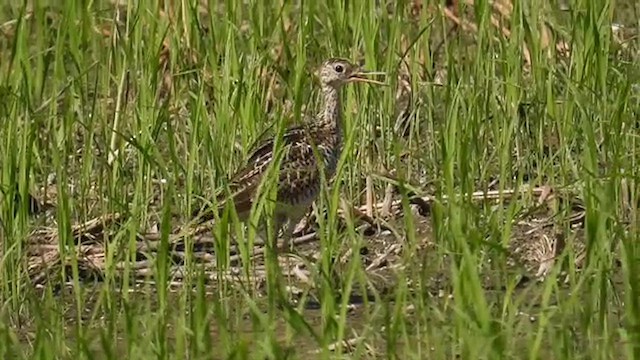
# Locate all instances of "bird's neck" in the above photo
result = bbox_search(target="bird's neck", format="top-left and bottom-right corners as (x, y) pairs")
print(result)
(319, 84), (341, 130)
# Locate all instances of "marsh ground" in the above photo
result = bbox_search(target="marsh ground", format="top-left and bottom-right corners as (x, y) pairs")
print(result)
(1, 1), (640, 359)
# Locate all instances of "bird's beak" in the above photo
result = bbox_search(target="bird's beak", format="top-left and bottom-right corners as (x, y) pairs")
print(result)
(349, 70), (387, 85)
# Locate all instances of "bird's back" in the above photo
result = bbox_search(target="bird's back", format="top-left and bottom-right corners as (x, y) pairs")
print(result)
(221, 122), (341, 220)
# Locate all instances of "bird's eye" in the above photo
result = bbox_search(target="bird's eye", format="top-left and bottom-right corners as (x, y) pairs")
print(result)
(334, 64), (344, 73)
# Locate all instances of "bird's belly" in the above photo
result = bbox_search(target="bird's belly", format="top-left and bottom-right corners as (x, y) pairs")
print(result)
(323, 146), (341, 179)
(276, 186), (318, 216)
(290, 185), (319, 207)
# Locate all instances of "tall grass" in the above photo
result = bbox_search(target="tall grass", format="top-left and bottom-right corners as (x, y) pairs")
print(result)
(0, 0), (639, 358)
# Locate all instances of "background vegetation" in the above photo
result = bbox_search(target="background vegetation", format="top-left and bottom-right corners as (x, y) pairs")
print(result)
(1, 0), (639, 358)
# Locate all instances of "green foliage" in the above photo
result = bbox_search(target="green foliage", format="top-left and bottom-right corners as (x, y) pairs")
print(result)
(0, 0), (639, 359)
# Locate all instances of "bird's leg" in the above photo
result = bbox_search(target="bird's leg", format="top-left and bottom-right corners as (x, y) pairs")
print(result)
(254, 215), (291, 260)
(276, 212), (307, 285)
(257, 217), (280, 253)
(279, 213), (305, 255)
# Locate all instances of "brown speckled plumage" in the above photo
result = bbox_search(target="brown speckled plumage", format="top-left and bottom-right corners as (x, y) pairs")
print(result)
(218, 58), (385, 249)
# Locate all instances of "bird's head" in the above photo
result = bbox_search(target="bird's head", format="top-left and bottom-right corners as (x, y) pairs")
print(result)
(316, 58), (386, 88)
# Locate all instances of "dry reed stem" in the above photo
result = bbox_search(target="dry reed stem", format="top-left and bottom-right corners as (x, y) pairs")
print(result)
(26, 182), (588, 289)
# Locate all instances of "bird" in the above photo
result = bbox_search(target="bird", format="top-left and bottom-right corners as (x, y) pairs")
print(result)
(201, 58), (386, 255)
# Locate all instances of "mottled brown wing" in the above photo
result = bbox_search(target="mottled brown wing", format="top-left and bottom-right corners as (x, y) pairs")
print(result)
(274, 142), (320, 205)
(228, 126), (307, 184)
(218, 126), (312, 218)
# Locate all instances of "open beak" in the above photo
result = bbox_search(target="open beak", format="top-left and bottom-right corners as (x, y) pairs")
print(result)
(349, 70), (387, 85)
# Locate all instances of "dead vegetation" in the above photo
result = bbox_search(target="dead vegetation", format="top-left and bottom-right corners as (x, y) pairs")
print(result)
(25, 182), (599, 306)
(8, 0), (632, 304)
